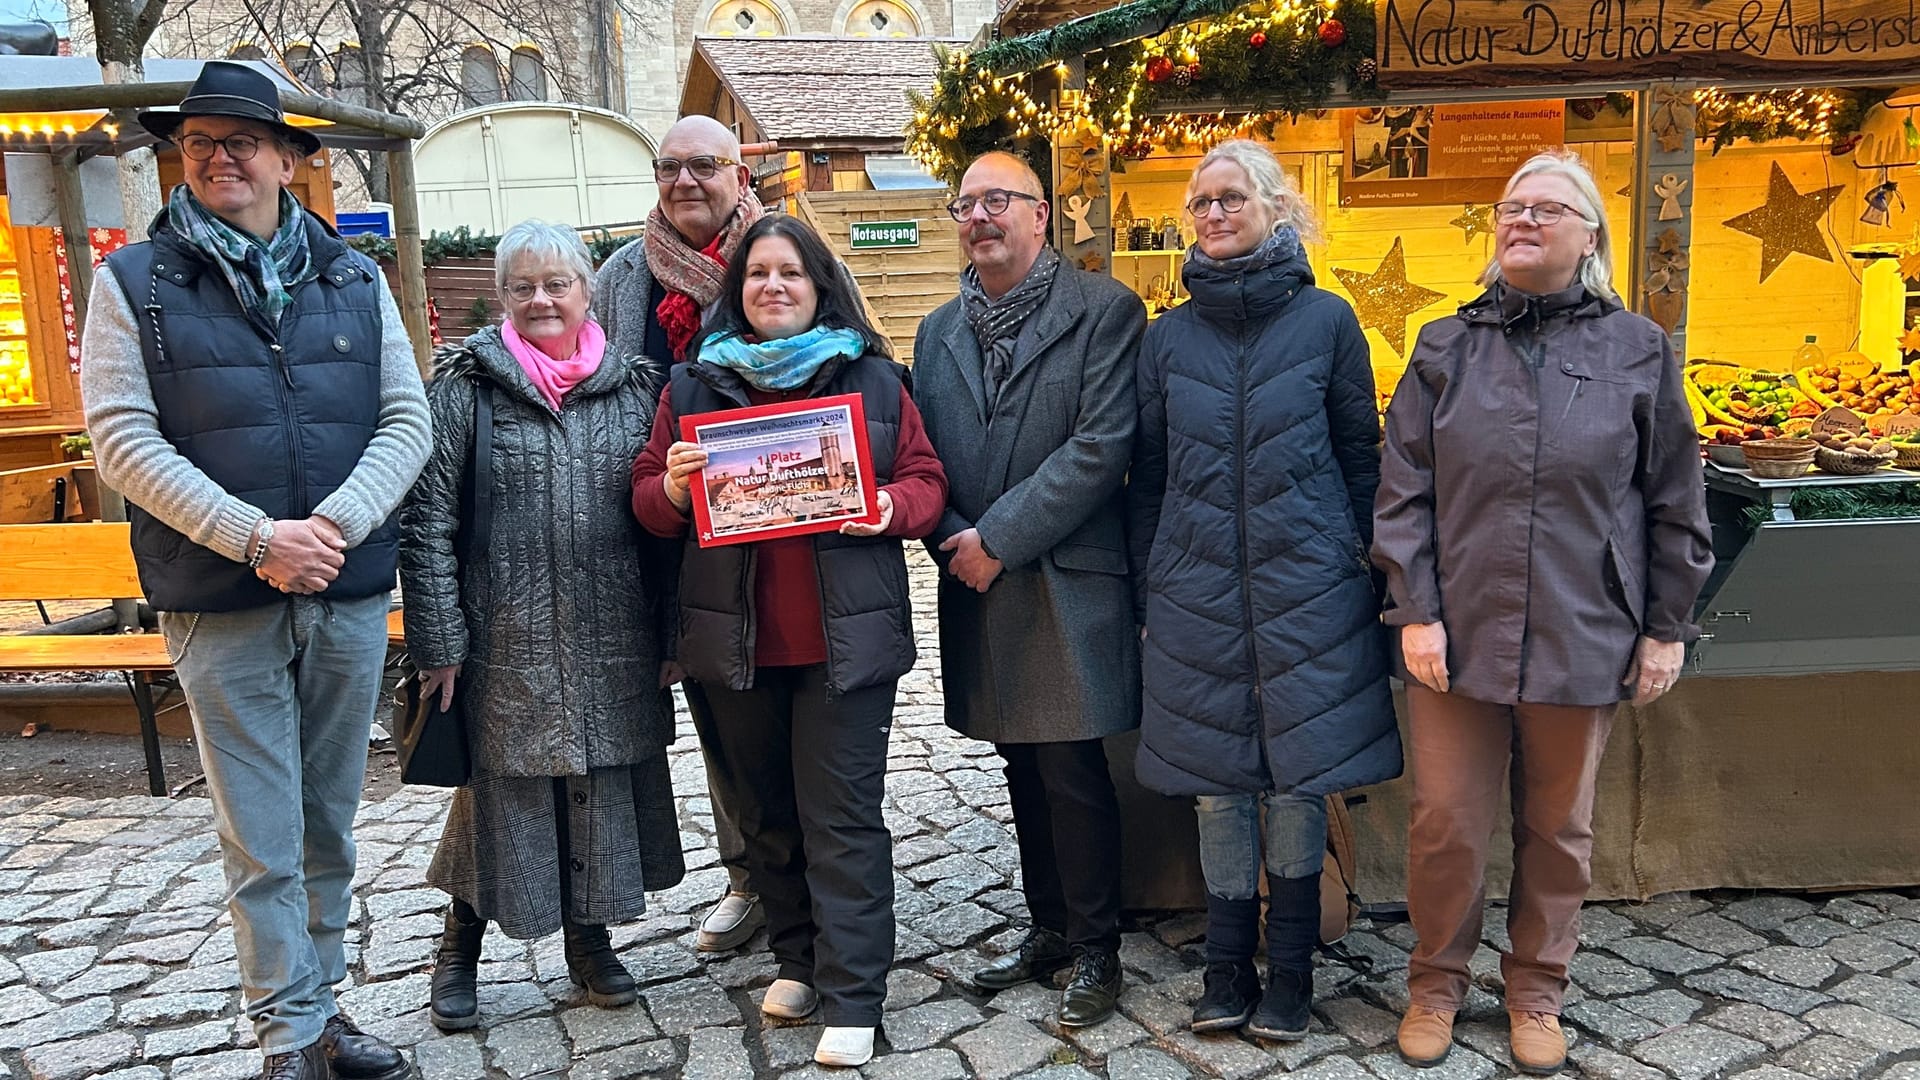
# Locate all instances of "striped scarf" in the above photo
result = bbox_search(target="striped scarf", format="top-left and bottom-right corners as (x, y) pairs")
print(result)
(165, 185), (314, 327)
(960, 246), (1060, 404)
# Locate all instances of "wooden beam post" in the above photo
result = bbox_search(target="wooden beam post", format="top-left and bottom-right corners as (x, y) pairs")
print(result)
(386, 145), (433, 376)
(1630, 82), (1696, 358)
(1050, 59), (1113, 278)
(50, 149), (92, 333)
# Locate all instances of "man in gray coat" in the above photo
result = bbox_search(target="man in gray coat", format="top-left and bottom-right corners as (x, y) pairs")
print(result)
(595, 114), (768, 952)
(912, 151), (1144, 1028)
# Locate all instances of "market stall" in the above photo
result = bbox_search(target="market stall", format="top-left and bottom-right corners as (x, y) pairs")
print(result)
(910, 0), (1920, 905)
(0, 57), (431, 515)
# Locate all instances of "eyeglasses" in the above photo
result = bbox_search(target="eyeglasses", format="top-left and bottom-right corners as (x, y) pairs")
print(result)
(654, 155), (740, 183)
(1492, 200), (1585, 226)
(504, 276), (578, 302)
(178, 133), (270, 161)
(947, 189), (1041, 222)
(1186, 191), (1250, 217)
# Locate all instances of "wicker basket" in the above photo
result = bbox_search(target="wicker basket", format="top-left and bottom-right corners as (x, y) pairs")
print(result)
(1747, 456), (1814, 480)
(1893, 443), (1920, 470)
(1704, 444), (1747, 468)
(1741, 438), (1817, 461)
(1814, 445), (1893, 476)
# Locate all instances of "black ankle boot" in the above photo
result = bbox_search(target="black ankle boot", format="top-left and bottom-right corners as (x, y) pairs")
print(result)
(1247, 872), (1319, 1041)
(564, 919), (638, 1007)
(429, 899), (484, 1032)
(319, 1013), (410, 1080)
(1193, 893), (1261, 1031)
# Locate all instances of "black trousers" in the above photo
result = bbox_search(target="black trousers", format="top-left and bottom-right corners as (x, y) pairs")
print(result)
(998, 738), (1123, 952)
(693, 665), (896, 1026)
(680, 681), (754, 894)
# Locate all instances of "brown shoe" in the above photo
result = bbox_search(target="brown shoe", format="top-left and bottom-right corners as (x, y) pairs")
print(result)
(1397, 1004), (1456, 1067)
(1509, 1010), (1568, 1075)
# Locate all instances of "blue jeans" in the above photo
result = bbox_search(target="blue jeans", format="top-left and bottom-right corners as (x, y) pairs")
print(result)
(1195, 792), (1328, 898)
(159, 594), (389, 1055)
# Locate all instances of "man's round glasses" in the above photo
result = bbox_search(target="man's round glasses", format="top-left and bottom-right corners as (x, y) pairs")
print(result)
(1492, 200), (1581, 226)
(655, 155), (739, 183)
(505, 277), (578, 302)
(1186, 192), (1250, 217)
(947, 189), (1040, 222)
(179, 133), (268, 161)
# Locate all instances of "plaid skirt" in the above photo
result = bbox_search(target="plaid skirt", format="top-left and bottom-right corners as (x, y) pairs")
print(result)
(428, 754), (686, 939)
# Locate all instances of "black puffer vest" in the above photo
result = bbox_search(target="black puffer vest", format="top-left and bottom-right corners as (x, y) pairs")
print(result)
(103, 210), (395, 612)
(670, 353), (915, 695)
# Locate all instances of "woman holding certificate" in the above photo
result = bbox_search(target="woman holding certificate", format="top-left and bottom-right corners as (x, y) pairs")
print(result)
(633, 214), (947, 1068)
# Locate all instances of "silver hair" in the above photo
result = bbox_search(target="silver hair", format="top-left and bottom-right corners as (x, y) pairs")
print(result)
(494, 220), (597, 303)
(1186, 139), (1322, 245)
(1478, 150), (1616, 300)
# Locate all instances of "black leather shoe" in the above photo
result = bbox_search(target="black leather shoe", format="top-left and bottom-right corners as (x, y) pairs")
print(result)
(1192, 959), (1261, 1032)
(564, 919), (639, 1007)
(320, 1013), (411, 1080)
(972, 928), (1073, 992)
(261, 1041), (328, 1080)
(1246, 968), (1313, 1041)
(1057, 946), (1122, 1028)
(429, 901), (484, 1031)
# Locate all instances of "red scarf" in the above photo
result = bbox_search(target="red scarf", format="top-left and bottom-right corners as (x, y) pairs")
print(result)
(656, 231), (726, 363)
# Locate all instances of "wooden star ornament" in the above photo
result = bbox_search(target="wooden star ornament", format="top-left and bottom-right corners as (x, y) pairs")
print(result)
(1722, 162), (1844, 283)
(1449, 204), (1494, 245)
(1901, 325), (1920, 354)
(1331, 237), (1447, 357)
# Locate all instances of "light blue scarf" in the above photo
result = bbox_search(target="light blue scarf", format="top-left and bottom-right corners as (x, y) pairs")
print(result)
(700, 326), (867, 391)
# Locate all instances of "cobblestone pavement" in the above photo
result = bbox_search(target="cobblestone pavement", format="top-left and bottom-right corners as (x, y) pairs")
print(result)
(2, 551), (1919, 1079)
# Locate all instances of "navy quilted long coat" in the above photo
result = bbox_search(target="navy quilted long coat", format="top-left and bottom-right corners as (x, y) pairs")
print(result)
(1127, 243), (1403, 798)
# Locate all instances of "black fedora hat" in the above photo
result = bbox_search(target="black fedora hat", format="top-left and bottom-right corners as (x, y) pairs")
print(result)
(138, 60), (323, 156)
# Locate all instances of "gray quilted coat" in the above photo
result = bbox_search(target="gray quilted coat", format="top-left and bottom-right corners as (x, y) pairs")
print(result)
(397, 325), (676, 778)
(1127, 245), (1402, 798)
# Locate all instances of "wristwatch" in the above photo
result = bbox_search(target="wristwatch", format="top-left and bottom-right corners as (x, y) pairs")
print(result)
(248, 518), (275, 569)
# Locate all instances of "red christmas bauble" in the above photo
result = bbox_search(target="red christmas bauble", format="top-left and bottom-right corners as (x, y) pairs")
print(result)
(1146, 56), (1174, 82)
(1318, 18), (1347, 47)
(1249, 31), (1267, 48)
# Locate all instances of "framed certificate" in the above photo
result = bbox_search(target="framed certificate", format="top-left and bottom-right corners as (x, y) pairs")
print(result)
(680, 393), (881, 547)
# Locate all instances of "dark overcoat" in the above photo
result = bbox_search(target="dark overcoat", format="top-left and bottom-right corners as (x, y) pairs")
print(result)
(912, 266), (1144, 745)
(1128, 247), (1402, 798)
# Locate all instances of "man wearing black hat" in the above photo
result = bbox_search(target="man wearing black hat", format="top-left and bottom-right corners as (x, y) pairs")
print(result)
(80, 62), (430, 1080)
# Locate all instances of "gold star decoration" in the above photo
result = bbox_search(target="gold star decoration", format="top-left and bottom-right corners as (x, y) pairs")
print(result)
(1077, 252), (1106, 273)
(1900, 250), (1920, 283)
(1449, 204), (1494, 245)
(1331, 238), (1447, 357)
(1722, 162), (1844, 283)
(1901, 326), (1920, 354)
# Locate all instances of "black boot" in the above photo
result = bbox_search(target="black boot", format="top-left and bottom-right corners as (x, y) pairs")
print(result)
(564, 918), (638, 1007)
(429, 899), (484, 1032)
(260, 1040), (329, 1079)
(1193, 893), (1262, 1031)
(1057, 945), (1123, 1028)
(1247, 872), (1319, 1041)
(972, 928), (1073, 992)
(319, 1013), (410, 1080)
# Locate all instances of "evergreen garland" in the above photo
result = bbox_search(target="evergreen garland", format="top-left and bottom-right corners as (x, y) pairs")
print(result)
(1740, 479), (1920, 530)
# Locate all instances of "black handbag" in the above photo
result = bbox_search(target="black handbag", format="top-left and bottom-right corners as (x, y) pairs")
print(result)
(392, 384), (494, 787)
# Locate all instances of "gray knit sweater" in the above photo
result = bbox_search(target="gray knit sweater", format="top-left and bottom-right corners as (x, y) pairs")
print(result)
(80, 269), (431, 561)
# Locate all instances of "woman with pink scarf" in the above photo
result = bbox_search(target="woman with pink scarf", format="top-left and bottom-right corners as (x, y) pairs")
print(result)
(398, 221), (685, 1031)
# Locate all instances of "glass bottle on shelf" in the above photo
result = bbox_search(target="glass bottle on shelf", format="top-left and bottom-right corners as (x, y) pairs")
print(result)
(1792, 335), (1824, 372)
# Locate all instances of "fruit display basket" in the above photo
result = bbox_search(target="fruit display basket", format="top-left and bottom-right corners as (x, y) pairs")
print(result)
(1814, 445), (1894, 476)
(1705, 443), (1748, 468)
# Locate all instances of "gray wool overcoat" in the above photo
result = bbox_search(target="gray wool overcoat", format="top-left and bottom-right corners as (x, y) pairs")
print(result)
(912, 266), (1144, 745)
(397, 326), (678, 777)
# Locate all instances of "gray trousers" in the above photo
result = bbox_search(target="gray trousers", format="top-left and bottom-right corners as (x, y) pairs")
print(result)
(158, 593), (389, 1055)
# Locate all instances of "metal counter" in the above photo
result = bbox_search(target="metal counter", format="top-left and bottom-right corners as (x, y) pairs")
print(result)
(1693, 463), (1920, 676)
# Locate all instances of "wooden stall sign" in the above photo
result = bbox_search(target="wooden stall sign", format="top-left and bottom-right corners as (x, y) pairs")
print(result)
(1886, 413), (1920, 437)
(1810, 406), (1866, 437)
(1375, 0), (1920, 90)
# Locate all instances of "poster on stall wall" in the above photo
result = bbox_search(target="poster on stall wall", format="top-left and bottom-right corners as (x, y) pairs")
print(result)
(1340, 100), (1565, 208)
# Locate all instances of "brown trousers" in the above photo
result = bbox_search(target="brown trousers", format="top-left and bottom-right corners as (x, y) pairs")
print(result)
(1403, 684), (1615, 1014)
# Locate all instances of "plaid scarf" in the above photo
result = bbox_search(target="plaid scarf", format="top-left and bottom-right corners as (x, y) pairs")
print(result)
(961, 246), (1060, 404)
(165, 185), (314, 327)
(646, 188), (765, 362)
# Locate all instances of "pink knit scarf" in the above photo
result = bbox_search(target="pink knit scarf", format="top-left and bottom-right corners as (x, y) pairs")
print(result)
(500, 317), (605, 413)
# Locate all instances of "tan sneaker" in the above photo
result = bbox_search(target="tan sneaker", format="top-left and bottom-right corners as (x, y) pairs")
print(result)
(1509, 1010), (1568, 1075)
(1397, 1004), (1456, 1067)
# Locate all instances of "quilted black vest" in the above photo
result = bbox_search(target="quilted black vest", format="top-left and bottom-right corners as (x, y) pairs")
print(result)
(103, 210), (397, 612)
(669, 353), (915, 695)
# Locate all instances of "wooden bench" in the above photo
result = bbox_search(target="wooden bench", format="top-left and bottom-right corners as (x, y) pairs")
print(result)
(0, 522), (172, 794)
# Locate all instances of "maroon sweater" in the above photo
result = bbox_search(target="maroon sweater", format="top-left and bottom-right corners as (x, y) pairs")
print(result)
(633, 383), (946, 667)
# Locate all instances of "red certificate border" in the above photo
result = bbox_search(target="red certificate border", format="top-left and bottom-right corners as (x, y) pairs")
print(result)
(680, 393), (881, 547)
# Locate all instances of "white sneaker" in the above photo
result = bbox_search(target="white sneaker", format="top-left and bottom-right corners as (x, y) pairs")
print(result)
(697, 891), (764, 953)
(762, 978), (820, 1020)
(815, 1026), (875, 1067)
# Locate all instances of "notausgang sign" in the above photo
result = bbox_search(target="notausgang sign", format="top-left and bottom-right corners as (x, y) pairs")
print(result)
(1375, 0), (1920, 88)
